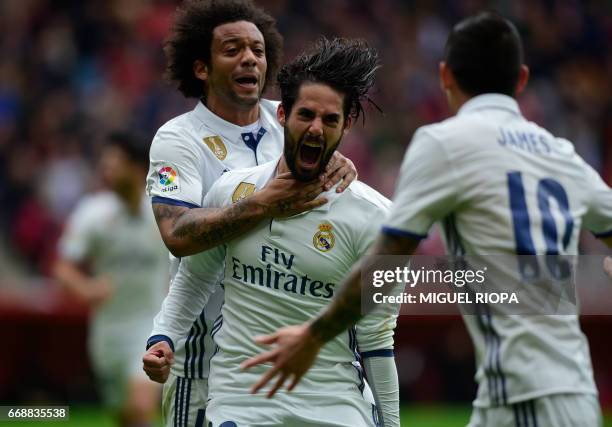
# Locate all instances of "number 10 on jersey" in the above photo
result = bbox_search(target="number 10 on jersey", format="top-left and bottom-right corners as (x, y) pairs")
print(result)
(507, 171), (574, 280)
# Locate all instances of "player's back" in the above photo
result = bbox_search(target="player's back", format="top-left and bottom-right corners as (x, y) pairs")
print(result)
(425, 94), (595, 257)
(418, 94), (608, 407)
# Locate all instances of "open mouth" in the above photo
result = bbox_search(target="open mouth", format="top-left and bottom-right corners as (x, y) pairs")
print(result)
(235, 76), (258, 88)
(298, 141), (323, 168)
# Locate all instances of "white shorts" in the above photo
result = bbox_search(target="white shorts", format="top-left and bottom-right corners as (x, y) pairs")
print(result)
(162, 373), (209, 427)
(206, 393), (380, 427)
(467, 394), (602, 427)
(88, 322), (151, 409)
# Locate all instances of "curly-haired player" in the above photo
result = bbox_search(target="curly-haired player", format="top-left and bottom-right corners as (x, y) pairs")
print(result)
(164, 0), (282, 101)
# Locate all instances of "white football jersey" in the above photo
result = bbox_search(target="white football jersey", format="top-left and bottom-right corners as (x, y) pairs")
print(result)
(384, 94), (612, 407)
(59, 192), (169, 340)
(154, 159), (398, 403)
(147, 99), (284, 379)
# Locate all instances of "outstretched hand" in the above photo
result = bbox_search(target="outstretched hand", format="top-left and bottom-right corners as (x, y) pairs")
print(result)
(240, 323), (323, 398)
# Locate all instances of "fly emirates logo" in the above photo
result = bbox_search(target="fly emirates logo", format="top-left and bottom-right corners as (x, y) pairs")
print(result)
(230, 245), (335, 299)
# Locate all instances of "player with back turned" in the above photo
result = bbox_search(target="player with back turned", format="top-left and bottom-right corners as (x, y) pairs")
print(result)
(245, 12), (612, 427)
(148, 37), (401, 427)
(141, 1), (357, 426)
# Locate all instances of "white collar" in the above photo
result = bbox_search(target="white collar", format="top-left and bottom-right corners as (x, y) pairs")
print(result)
(191, 101), (273, 143)
(457, 93), (522, 117)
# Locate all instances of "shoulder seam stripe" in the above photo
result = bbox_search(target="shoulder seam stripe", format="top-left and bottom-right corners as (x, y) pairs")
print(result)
(152, 196), (200, 209)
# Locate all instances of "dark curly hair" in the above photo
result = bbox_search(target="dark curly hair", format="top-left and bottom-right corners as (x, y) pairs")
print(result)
(277, 37), (380, 122)
(164, 0), (283, 99)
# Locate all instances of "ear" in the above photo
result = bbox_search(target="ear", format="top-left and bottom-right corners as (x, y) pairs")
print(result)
(277, 103), (286, 126)
(193, 60), (208, 82)
(439, 61), (454, 91)
(515, 65), (530, 95)
(342, 116), (353, 135)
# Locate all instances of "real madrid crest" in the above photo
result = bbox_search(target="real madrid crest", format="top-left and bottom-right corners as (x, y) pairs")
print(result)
(313, 222), (335, 252)
(203, 136), (227, 160)
(232, 182), (257, 203)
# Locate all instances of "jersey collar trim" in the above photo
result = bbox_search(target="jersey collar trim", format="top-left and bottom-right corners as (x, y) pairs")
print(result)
(192, 100), (273, 145)
(458, 93), (521, 117)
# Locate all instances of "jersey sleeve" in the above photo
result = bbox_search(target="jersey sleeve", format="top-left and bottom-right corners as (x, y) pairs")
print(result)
(146, 126), (204, 208)
(352, 196), (392, 259)
(383, 127), (460, 238)
(582, 161), (612, 237)
(355, 309), (398, 354)
(57, 198), (96, 262)
(353, 200), (400, 353)
(149, 245), (226, 347)
(363, 356), (400, 427)
(149, 172), (238, 348)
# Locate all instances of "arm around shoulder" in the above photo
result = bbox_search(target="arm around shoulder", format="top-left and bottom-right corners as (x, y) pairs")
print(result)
(152, 196), (268, 257)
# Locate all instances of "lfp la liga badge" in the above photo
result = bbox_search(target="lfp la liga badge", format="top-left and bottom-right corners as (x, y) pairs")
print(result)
(313, 222), (335, 252)
(158, 166), (179, 193)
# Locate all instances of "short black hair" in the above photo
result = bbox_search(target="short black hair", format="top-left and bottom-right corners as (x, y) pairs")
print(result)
(106, 131), (150, 170)
(277, 37), (379, 122)
(444, 12), (524, 97)
(165, 0), (283, 99)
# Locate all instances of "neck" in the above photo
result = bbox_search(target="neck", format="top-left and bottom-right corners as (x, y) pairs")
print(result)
(449, 88), (473, 113)
(117, 179), (143, 215)
(205, 97), (260, 126)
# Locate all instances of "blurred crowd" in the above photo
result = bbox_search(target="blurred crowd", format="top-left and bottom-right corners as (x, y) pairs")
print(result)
(1, 0), (611, 276)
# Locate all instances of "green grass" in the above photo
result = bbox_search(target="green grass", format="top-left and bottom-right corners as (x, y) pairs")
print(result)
(400, 405), (471, 426)
(3, 405), (611, 426)
(400, 405), (612, 427)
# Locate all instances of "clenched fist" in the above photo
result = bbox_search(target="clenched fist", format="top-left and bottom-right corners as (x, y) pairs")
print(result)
(142, 340), (174, 383)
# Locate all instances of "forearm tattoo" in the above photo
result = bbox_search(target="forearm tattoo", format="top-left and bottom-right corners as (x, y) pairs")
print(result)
(171, 198), (262, 250)
(153, 204), (181, 223)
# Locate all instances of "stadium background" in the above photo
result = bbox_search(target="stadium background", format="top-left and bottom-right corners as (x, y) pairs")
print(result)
(0, 0), (611, 425)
